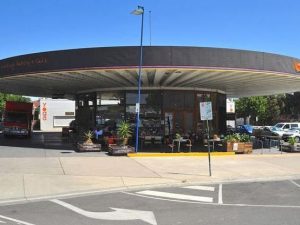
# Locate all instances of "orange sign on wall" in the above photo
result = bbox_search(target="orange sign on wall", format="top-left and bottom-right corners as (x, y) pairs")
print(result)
(42, 103), (47, 121)
(294, 62), (300, 72)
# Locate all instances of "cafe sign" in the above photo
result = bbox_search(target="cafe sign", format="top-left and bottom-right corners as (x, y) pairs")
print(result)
(200, 102), (213, 121)
(294, 61), (300, 72)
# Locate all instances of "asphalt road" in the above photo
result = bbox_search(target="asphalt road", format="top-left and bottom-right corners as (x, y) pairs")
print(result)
(0, 179), (299, 225)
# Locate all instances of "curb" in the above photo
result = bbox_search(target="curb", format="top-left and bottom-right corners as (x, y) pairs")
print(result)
(1, 174), (300, 206)
(127, 152), (235, 157)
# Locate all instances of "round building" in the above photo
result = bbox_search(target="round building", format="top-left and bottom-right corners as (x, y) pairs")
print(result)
(1, 46), (300, 151)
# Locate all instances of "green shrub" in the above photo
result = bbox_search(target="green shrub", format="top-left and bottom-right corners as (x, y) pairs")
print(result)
(239, 134), (251, 142)
(224, 133), (240, 142)
(224, 133), (251, 143)
(117, 121), (132, 139)
(288, 136), (296, 145)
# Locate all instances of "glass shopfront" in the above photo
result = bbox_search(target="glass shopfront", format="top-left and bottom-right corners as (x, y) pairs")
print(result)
(76, 90), (226, 151)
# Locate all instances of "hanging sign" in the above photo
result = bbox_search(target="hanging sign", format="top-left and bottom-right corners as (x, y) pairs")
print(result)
(135, 103), (140, 113)
(200, 102), (213, 121)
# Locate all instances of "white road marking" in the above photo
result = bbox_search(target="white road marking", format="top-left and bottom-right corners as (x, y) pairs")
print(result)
(182, 185), (215, 191)
(0, 220), (6, 223)
(218, 184), (223, 204)
(0, 215), (35, 225)
(51, 199), (157, 225)
(290, 180), (300, 188)
(136, 190), (213, 203)
(124, 191), (300, 209)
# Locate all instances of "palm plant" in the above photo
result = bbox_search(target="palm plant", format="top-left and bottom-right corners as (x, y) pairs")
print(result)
(117, 121), (132, 145)
(83, 130), (94, 144)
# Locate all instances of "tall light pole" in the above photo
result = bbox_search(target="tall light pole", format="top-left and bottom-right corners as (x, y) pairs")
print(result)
(131, 5), (144, 153)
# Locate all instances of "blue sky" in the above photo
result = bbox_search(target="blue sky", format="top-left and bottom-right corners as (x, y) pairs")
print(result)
(0, 0), (299, 59)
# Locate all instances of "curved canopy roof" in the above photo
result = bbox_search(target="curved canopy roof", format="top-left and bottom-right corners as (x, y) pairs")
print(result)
(0, 46), (300, 98)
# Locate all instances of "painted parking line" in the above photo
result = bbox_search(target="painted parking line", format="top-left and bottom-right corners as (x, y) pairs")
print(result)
(290, 180), (300, 188)
(126, 191), (300, 209)
(218, 184), (223, 204)
(0, 215), (35, 225)
(182, 185), (215, 191)
(136, 190), (213, 203)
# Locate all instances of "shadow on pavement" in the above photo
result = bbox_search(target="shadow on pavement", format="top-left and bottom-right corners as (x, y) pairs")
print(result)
(0, 131), (75, 150)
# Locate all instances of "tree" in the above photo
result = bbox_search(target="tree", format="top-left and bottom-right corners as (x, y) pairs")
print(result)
(236, 95), (288, 125)
(283, 93), (300, 119)
(235, 96), (268, 125)
(259, 96), (281, 125)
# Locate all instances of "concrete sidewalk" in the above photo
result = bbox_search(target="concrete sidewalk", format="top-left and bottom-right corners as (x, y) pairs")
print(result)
(0, 153), (300, 203)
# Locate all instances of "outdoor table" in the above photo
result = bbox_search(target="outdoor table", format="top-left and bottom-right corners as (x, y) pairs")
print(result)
(172, 138), (189, 152)
(208, 139), (224, 150)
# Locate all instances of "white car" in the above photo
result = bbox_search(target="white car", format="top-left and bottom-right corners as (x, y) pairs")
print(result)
(282, 128), (300, 142)
(271, 122), (300, 137)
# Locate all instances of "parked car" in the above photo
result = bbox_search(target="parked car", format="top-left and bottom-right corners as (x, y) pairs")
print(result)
(226, 125), (253, 135)
(236, 125), (253, 135)
(282, 127), (300, 143)
(253, 126), (279, 138)
(271, 122), (300, 137)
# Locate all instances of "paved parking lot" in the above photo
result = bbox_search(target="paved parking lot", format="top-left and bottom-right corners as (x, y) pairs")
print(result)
(0, 180), (299, 225)
(0, 132), (106, 158)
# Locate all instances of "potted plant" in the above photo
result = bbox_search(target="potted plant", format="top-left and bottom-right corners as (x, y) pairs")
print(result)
(239, 133), (253, 154)
(224, 133), (252, 153)
(77, 130), (101, 152)
(83, 130), (94, 144)
(288, 136), (297, 151)
(117, 121), (132, 146)
(224, 133), (240, 152)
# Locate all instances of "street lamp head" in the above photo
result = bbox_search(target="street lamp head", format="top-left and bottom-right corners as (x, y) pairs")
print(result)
(131, 6), (144, 15)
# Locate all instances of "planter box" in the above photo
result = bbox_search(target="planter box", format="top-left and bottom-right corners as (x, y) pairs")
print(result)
(77, 143), (101, 152)
(227, 142), (252, 154)
(226, 142), (234, 152)
(108, 145), (134, 156)
(280, 143), (300, 152)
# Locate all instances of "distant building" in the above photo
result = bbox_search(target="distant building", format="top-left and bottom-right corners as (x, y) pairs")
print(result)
(39, 98), (75, 132)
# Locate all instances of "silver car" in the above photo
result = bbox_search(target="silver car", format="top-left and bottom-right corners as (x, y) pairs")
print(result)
(282, 127), (300, 142)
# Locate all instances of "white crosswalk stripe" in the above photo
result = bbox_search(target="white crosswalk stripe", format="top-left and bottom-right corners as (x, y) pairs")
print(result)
(0, 221), (6, 224)
(182, 185), (215, 191)
(136, 190), (213, 203)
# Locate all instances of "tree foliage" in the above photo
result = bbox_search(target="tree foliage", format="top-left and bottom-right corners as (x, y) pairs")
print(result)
(283, 93), (300, 117)
(235, 94), (297, 125)
(235, 96), (268, 124)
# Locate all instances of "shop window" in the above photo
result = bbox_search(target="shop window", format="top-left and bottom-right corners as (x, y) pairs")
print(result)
(126, 91), (162, 138)
(96, 105), (124, 128)
(126, 93), (147, 105)
(98, 92), (124, 106)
